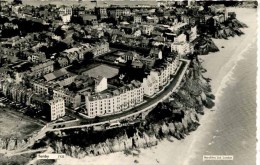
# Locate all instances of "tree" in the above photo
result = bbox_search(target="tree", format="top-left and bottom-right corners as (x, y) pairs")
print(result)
(54, 27), (66, 39)
(71, 60), (79, 66)
(12, 0), (22, 5)
(83, 52), (94, 63)
(53, 61), (61, 70)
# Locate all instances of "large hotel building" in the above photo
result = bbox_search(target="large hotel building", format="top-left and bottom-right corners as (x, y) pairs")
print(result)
(85, 80), (144, 118)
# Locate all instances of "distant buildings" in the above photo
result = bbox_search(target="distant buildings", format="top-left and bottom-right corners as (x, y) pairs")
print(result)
(92, 41), (110, 57)
(141, 24), (154, 35)
(108, 6), (131, 19)
(61, 14), (72, 24)
(28, 52), (47, 64)
(171, 42), (194, 56)
(58, 6), (73, 16)
(133, 15), (142, 24)
(140, 57), (156, 69)
(82, 14), (98, 25)
(95, 7), (108, 20)
(30, 60), (54, 78)
(0, 1), (222, 121)
(149, 48), (162, 59)
(60, 41), (110, 63)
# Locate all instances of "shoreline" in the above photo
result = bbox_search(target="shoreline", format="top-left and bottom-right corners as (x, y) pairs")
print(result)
(52, 7), (257, 165)
(0, 7), (255, 165)
(183, 7), (257, 165)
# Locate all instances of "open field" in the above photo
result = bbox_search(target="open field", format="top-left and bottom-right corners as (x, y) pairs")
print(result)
(0, 153), (32, 165)
(0, 109), (42, 139)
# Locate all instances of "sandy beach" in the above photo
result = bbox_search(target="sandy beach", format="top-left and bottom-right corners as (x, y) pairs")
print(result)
(50, 7), (258, 165)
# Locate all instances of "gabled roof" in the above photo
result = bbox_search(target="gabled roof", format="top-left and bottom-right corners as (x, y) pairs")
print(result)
(82, 14), (97, 21)
(44, 68), (68, 82)
(150, 48), (161, 55)
(31, 60), (54, 71)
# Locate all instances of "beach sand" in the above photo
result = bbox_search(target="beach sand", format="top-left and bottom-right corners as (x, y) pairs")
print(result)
(52, 7), (258, 165)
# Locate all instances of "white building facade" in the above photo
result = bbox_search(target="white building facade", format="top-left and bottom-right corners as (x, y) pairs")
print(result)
(95, 77), (108, 93)
(48, 97), (65, 121)
(85, 81), (144, 118)
(142, 71), (160, 97)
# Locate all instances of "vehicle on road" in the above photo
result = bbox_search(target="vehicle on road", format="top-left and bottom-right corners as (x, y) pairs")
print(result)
(107, 122), (121, 129)
(0, 103), (6, 107)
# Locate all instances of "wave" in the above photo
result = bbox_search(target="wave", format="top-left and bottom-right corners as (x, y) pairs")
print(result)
(214, 37), (257, 106)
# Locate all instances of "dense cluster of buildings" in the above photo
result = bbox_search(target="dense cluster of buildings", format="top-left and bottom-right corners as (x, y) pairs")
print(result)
(1, 81), (65, 121)
(0, 1), (230, 121)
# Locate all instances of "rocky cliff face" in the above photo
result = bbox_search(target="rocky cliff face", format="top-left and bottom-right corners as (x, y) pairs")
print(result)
(0, 138), (29, 151)
(52, 130), (159, 158)
(51, 112), (200, 158)
(193, 36), (220, 54)
(215, 18), (247, 39)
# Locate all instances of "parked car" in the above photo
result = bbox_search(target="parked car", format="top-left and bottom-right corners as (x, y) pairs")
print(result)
(0, 103), (6, 107)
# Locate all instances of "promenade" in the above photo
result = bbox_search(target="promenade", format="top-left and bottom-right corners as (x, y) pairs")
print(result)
(51, 59), (190, 130)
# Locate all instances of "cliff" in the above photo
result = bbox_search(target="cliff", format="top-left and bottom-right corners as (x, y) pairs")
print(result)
(215, 18), (247, 39)
(0, 138), (31, 151)
(193, 35), (220, 55)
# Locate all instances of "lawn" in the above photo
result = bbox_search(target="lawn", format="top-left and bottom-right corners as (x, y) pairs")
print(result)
(0, 109), (42, 139)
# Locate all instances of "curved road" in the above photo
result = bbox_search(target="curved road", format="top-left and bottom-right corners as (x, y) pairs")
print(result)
(8, 59), (190, 155)
(51, 59), (190, 130)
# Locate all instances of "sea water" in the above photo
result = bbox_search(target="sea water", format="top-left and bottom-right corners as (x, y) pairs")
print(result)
(188, 8), (257, 165)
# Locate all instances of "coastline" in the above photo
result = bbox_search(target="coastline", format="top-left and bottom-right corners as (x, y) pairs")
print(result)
(52, 7), (257, 165)
(183, 7), (257, 165)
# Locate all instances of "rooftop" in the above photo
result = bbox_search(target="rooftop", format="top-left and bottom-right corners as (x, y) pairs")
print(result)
(87, 80), (142, 101)
(82, 14), (97, 21)
(43, 68), (70, 82)
(31, 60), (54, 71)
